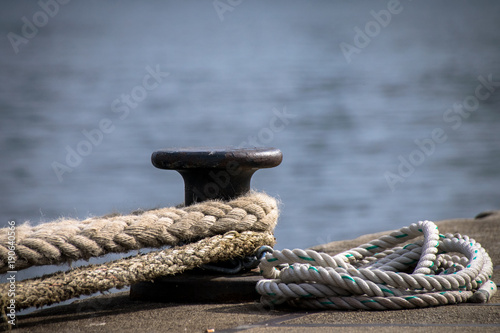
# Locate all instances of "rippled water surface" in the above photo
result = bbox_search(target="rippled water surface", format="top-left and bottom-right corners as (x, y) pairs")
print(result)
(1, 1), (499, 257)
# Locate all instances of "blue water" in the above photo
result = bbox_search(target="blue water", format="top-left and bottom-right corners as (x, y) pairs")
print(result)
(1, 0), (499, 261)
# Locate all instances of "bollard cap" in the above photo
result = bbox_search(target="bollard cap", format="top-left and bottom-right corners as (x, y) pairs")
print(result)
(151, 147), (283, 205)
(152, 147), (283, 170)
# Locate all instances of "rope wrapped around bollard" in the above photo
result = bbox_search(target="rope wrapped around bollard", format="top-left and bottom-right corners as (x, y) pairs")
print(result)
(1, 231), (275, 311)
(257, 220), (497, 310)
(0, 192), (279, 273)
(0, 192), (278, 312)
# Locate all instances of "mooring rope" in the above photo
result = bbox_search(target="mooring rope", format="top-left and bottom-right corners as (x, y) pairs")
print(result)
(1, 230), (275, 311)
(257, 220), (497, 310)
(1, 192), (496, 314)
(0, 192), (278, 273)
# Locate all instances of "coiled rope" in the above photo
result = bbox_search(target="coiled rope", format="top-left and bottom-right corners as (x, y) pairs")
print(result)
(257, 220), (497, 310)
(0, 192), (278, 274)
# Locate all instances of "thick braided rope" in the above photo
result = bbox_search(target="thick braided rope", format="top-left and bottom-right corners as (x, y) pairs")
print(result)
(0, 231), (275, 311)
(0, 192), (278, 273)
(257, 220), (497, 310)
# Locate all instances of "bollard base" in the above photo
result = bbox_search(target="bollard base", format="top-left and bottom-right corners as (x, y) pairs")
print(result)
(129, 269), (263, 303)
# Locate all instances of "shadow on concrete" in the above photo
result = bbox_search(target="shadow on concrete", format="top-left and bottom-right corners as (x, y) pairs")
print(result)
(9, 293), (172, 331)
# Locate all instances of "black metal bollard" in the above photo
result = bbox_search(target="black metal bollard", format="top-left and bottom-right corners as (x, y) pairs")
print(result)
(151, 147), (283, 205)
(130, 147), (282, 303)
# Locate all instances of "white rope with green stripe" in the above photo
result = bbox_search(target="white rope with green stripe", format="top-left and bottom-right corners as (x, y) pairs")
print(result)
(257, 220), (497, 310)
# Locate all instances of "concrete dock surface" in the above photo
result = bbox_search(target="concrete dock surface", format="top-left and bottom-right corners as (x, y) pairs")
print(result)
(4, 211), (500, 332)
